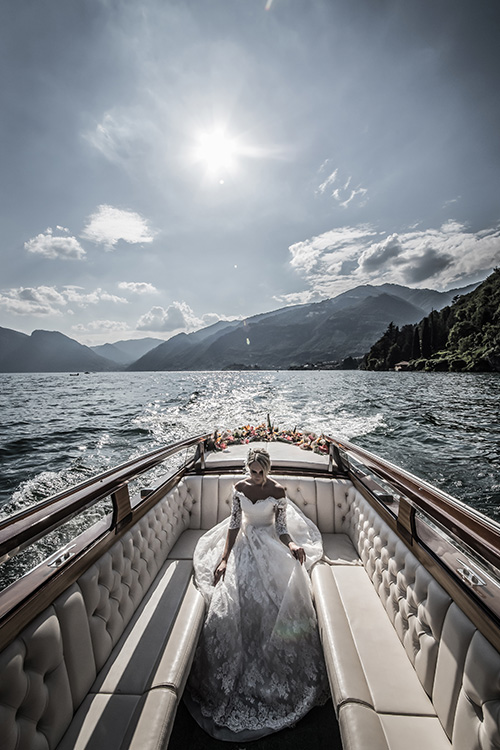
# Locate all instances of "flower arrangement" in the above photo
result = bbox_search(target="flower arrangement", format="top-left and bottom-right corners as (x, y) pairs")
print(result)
(208, 416), (329, 454)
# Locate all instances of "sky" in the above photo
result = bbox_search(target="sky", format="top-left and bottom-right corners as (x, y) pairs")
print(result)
(1, 0), (499, 345)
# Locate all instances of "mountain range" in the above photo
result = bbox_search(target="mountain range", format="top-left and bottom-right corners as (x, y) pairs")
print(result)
(0, 328), (117, 373)
(0, 281), (479, 373)
(90, 337), (164, 365)
(129, 282), (478, 371)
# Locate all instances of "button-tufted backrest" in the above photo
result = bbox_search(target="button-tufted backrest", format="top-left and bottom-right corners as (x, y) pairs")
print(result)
(343, 485), (500, 748)
(279, 477), (352, 532)
(186, 473), (500, 749)
(452, 630), (500, 750)
(0, 605), (75, 750)
(183, 474), (349, 533)
(0, 479), (194, 750)
(2, 473), (499, 750)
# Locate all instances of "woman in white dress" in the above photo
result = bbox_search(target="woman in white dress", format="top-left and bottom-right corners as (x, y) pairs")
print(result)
(185, 447), (329, 742)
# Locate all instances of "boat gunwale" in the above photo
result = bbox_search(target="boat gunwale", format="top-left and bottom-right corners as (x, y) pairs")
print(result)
(326, 435), (500, 569)
(0, 462), (193, 649)
(1, 431), (499, 652)
(353, 466), (500, 652)
(0, 432), (211, 565)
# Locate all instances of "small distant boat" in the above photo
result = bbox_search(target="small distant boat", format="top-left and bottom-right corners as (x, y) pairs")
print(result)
(0, 427), (499, 749)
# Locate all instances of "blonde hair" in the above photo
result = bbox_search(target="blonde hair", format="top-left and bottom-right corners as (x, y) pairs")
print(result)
(246, 447), (271, 478)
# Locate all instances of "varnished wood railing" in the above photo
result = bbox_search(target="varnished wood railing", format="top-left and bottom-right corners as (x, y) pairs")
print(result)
(324, 434), (500, 570)
(0, 433), (210, 565)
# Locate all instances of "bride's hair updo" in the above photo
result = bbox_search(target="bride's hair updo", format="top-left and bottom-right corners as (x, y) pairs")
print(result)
(246, 447), (271, 478)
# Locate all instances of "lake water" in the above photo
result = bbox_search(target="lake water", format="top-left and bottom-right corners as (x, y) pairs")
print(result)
(1, 371), (499, 521)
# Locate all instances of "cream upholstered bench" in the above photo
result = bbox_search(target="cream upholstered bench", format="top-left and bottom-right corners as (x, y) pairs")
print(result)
(3, 474), (499, 750)
(178, 474), (500, 750)
(309, 485), (500, 750)
(0, 482), (205, 750)
(174, 473), (360, 564)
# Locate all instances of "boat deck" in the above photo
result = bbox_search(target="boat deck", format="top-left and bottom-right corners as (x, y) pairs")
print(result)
(169, 697), (341, 750)
(204, 440), (331, 472)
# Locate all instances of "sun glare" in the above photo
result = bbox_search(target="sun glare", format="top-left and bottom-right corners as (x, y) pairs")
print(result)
(193, 128), (238, 179)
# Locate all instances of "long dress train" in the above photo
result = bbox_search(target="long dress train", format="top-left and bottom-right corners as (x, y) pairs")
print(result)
(185, 489), (329, 742)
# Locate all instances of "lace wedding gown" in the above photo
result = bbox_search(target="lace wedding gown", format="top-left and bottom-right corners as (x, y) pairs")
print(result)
(185, 489), (329, 741)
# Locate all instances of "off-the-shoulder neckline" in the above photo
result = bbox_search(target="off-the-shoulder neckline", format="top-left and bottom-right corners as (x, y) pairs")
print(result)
(233, 488), (285, 505)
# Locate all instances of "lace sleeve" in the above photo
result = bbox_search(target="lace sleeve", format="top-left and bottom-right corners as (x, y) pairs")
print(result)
(275, 497), (288, 537)
(228, 492), (242, 530)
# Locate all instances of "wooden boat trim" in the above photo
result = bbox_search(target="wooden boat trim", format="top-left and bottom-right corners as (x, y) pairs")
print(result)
(324, 443), (500, 651)
(325, 436), (500, 565)
(0, 433), (210, 564)
(0, 436), (210, 648)
(189, 463), (347, 479)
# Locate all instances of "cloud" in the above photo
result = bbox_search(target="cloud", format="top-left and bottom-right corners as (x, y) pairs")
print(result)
(0, 286), (67, 316)
(289, 226), (378, 275)
(118, 281), (158, 294)
(273, 289), (324, 307)
(334, 186), (368, 209)
(72, 320), (130, 333)
(136, 302), (222, 333)
(81, 205), (156, 249)
(316, 162), (368, 209)
(0, 285), (127, 316)
(24, 228), (86, 260)
(403, 247), (454, 284)
(287, 221), (500, 301)
(359, 234), (403, 271)
(137, 302), (199, 332)
(317, 168), (338, 195)
(442, 197), (461, 209)
(289, 242), (323, 274)
(200, 312), (223, 327)
(84, 110), (156, 168)
(63, 286), (128, 306)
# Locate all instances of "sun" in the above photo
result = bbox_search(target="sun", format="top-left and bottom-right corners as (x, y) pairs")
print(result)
(192, 127), (238, 178)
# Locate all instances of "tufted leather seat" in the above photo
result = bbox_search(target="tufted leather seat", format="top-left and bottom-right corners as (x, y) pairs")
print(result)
(1, 473), (499, 750)
(180, 474), (500, 750)
(0, 481), (205, 750)
(311, 487), (500, 750)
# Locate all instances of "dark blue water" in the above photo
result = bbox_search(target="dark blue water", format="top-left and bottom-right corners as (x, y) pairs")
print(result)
(1, 371), (499, 520)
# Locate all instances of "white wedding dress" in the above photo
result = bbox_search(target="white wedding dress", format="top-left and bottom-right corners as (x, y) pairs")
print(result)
(185, 489), (329, 741)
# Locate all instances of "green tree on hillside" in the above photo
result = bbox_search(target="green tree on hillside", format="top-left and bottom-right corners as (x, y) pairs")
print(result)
(361, 269), (500, 372)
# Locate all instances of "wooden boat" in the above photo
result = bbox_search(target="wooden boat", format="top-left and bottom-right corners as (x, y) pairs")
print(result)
(1, 430), (499, 750)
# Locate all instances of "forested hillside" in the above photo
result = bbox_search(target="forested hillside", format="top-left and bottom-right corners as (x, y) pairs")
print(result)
(362, 270), (500, 372)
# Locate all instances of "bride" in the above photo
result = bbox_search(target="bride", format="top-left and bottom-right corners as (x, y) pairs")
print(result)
(185, 447), (329, 741)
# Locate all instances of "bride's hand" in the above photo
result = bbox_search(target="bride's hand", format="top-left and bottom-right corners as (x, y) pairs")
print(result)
(289, 543), (305, 565)
(213, 559), (227, 585)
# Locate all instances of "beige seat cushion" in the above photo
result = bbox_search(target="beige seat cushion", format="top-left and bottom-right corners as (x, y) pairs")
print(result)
(321, 533), (361, 565)
(151, 578), (205, 694)
(58, 688), (180, 750)
(339, 704), (451, 750)
(124, 688), (179, 750)
(56, 563), (204, 750)
(168, 529), (207, 559)
(312, 562), (435, 716)
(90, 559), (194, 695)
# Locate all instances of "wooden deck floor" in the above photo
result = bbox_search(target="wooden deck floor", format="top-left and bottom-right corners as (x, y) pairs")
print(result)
(169, 697), (342, 750)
